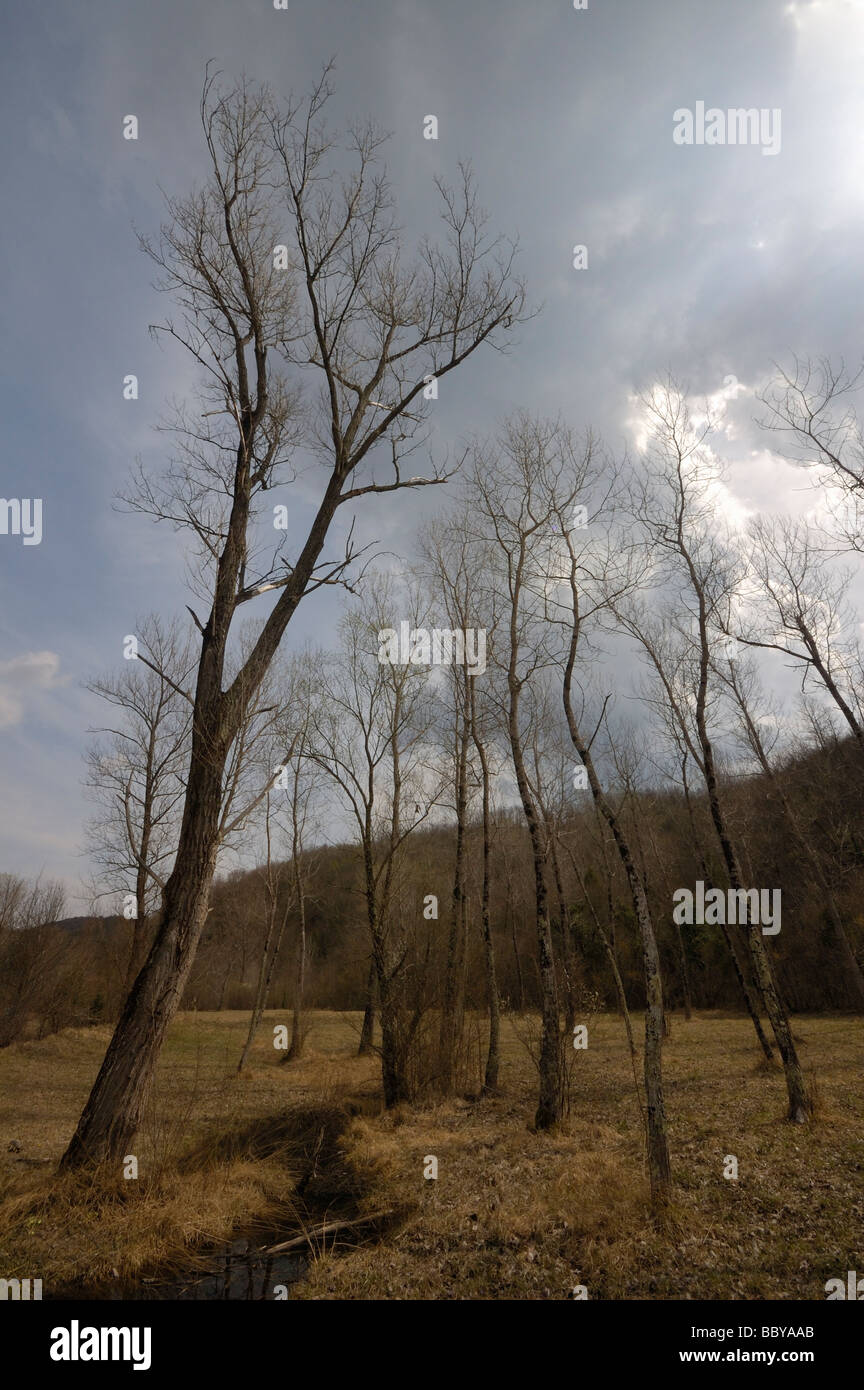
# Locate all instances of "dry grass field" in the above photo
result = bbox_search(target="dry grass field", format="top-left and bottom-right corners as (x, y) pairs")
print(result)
(1, 1009), (862, 1299)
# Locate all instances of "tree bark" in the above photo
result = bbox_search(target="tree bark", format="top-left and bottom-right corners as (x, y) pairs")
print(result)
(61, 740), (224, 1168)
(692, 624), (811, 1120)
(439, 672), (471, 1092)
(358, 959), (377, 1056)
(680, 759), (774, 1058)
(287, 767), (310, 1060)
(508, 698), (562, 1129)
(287, 888), (307, 1060)
(470, 679), (500, 1094)
(548, 827), (577, 1033)
(562, 624), (671, 1212)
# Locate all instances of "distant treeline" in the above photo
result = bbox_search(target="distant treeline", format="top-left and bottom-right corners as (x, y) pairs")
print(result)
(4, 729), (861, 1050)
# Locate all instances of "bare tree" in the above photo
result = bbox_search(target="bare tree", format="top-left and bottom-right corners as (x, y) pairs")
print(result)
(623, 617), (775, 1059)
(758, 355), (864, 551)
(465, 416), (577, 1131)
(308, 580), (439, 1104)
(84, 615), (193, 992)
(357, 960), (377, 1056)
(712, 650), (864, 1009)
(740, 515), (864, 743)
(0, 876), (67, 1047)
(625, 381), (811, 1122)
(422, 516), (486, 1091)
(284, 691), (320, 1060)
(545, 434), (674, 1211)
(469, 671), (502, 1093)
(236, 790), (294, 1073)
(522, 686), (586, 1033)
(424, 506), (510, 1093)
(61, 66), (523, 1169)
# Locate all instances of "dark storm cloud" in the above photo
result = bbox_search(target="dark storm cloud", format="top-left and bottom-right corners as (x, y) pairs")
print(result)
(2, 0), (862, 898)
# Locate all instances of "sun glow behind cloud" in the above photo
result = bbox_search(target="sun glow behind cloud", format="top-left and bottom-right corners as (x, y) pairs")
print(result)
(624, 369), (858, 544)
(786, 0), (864, 212)
(624, 380), (754, 533)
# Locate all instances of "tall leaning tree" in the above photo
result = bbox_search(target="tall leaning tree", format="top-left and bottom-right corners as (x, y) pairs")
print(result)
(62, 65), (524, 1168)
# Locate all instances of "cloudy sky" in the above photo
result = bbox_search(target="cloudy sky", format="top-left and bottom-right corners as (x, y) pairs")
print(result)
(2, 0), (864, 908)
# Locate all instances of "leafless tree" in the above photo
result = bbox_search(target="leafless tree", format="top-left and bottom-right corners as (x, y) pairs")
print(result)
(61, 65), (523, 1168)
(308, 579), (439, 1104)
(465, 415), (582, 1131)
(624, 381), (811, 1122)
(236, 790), (294, 1073)
(622, 614), (775, 1059)
(544, 431), (674, 1211)
(739, 515), (864, 743)
(283, 686), (320, 1060)
(83, 615), (194, 991)
(758, 355), (864, 551)
(422, 515), (490, 1091)
(468, 669), (502, 1093)
(712, 650), (864, 1008)
(236, 662), (318, 1070)
(0, 876), (67, 1047)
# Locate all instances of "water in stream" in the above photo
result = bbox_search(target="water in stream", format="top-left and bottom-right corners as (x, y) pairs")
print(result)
(49, 1235), (308, 1301)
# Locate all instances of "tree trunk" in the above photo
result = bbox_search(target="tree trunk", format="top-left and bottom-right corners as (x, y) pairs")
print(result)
(731, 680), (864, 1011)
(549, 829), (577, 1034)
(741, 909), (810, 1120)
(470, 681), (500, 1094)
(695, 686), (810, 1120)
(720, 918), (775, 1062)
(567, 844), (644, 1127)
(440, 675), (471, 1092)
(122, 724), (158, 998)
(358, 960), (377, 1056)
(562, 647), (671, 1213)
(506, 886), (525, 1013)
(377, 974), (409, 1108)
(239, 798), (291, 1074)
(287, 771), (309, 1061)
(238, 904), (288, 1074)
(287, 888), (307, 1060)
(60, 746), (224, 1169)
(61, 434), (342, 1168)
(644, 811), (693, 1022)
(507, 697), (562, 1130)
(681, 761), (774, 1059)
(672, 917), (693, 1021)
(124, 863), (151, 998)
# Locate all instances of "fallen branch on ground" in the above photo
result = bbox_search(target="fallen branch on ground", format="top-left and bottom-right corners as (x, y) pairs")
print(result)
(260, 1210), (394, 1255)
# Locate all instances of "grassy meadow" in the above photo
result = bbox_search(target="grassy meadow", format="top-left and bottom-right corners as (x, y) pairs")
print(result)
(1, 1009), (862, 1299)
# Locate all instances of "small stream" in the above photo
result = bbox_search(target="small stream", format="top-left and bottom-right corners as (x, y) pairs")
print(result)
(48, 1230), (309, 1301)
(46, 1105), (368, 1301)
(125, 1237), (308, 1300)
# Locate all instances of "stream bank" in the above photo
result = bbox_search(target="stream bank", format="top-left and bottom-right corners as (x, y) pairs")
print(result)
(46, 1102), (396, 1301)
